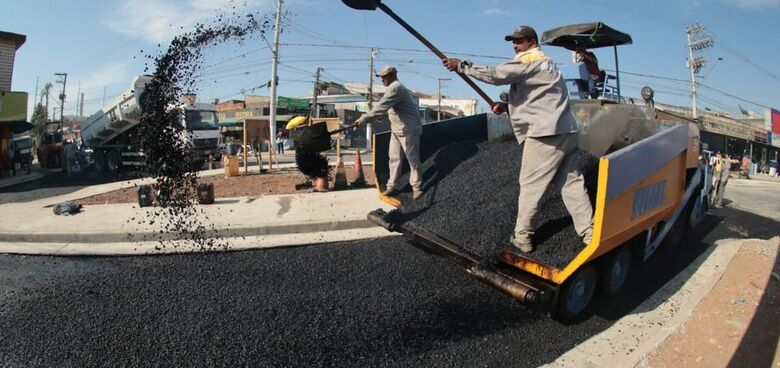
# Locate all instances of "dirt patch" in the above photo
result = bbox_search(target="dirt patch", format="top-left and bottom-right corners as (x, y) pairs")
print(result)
(77, 168), (376, 206)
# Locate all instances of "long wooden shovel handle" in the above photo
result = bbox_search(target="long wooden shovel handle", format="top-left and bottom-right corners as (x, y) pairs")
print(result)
(376, 3), (495, 107)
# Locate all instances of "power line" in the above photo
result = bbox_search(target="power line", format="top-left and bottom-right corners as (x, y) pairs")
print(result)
(280, 42), (508, 60)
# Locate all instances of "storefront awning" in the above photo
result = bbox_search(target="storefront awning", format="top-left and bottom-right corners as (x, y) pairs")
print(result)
(0, 120), (34, 134)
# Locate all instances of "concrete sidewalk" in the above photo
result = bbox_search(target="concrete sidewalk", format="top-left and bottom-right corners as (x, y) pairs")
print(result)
(0, 174), (395, 255)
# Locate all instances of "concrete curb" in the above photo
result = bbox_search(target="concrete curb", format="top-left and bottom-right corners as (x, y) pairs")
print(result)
(543, 238), (746, 368)
(0, 218), (376, 244)
(0, 227), (399, 256)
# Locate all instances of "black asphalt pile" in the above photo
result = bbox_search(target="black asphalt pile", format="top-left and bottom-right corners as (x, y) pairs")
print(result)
(295, 146), (330, 179)
(386, 140), (599, 269)
(131, 10), (269, 252)
(0, 237), (616, 367)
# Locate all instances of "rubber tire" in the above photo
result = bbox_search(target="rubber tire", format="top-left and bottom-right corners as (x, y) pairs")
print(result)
(93, 151), (106, 172)
(556, 264), (597, 320)
(106, 150), (121, 173)
(598, 246), (632, 297)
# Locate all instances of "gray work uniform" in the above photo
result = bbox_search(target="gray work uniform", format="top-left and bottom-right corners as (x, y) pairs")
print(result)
(713, 158), (731, 206)
(362, 80), (423, 191)
(458, 47), (594, 244)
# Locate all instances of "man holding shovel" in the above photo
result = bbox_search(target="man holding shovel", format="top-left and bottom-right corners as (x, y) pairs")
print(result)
(442, 25), (593, 253)
(355, 66), (424, 200)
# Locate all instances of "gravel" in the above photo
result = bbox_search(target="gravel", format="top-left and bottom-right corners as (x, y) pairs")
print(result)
(386, 140), (598, 269)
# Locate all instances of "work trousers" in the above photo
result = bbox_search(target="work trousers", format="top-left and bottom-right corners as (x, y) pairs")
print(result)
(387, 132), (422, 191)
(513, 133), (594, 244)
(713, 172), (729, 206)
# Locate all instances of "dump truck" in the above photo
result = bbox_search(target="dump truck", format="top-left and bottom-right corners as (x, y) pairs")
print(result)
(366, 22), (711, 319)
(80, 75), (220, 173)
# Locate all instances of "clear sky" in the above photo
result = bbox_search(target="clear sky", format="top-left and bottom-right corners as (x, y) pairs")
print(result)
(2, 0), (779, 120)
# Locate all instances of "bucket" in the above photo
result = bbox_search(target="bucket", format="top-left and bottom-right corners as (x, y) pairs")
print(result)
(197, 183), (215, 204)
(137, 185), (153, 207)
(223, 155), (239, 177)
(226, 143), (238, 155)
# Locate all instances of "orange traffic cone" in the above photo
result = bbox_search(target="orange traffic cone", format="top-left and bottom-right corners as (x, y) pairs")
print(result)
(313, 176), (329, 192)
(333, 156), (348, 190)
(350, 150), (367, 188)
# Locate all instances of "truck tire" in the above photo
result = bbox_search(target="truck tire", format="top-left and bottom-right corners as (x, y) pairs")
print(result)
(556, 264), (597, 320)
(106, 151), (121, 173)
(93, 151), (107, 172)
(598, 246), (632, 297)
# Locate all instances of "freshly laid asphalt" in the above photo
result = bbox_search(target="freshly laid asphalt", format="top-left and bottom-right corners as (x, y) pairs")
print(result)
(1, 206), (777, 367)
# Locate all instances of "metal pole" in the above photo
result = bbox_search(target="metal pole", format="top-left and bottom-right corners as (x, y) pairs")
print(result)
(366, 48), (376, 149)
(613, 45), (620, 101)
(687, 31), (697, 119)
(268, 0), (282, 153)
(55, 73), (67, 128)
(310, 67), (322, 118)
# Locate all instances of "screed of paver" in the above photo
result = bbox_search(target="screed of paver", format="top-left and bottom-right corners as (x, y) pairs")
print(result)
(644, 238), (780, 368)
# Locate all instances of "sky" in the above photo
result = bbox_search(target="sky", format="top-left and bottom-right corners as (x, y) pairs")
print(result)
(2, 0), (779, 120)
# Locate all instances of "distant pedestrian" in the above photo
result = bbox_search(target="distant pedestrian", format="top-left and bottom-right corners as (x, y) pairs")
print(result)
(276, 129), (286, 155)
(713, 155), (732, 207)
(63, 140), (78, 178)
(740, 154), (750, 179)
(355, 66), (424, 200)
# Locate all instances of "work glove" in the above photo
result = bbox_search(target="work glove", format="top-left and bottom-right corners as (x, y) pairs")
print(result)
(354, 114), (366, 127)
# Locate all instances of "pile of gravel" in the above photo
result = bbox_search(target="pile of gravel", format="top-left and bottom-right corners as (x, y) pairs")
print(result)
(386, 140), (598, 269)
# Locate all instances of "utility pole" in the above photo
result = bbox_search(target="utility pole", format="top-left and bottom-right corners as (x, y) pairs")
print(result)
(79, 92), (85, 121)
(310, 67), (322, 118)
(33, 77), (39, 110)
(437, 78), (451, 121)
(55, 72), (67, 128)
(75, 81), (81, 117)
(365, 48), (376, 148)
(102, 86), (107, 106)
(686, 23), (713, 119)
(268, 0), (283, 152)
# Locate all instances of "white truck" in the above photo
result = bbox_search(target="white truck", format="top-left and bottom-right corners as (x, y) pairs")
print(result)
(80, 75), (221, 173)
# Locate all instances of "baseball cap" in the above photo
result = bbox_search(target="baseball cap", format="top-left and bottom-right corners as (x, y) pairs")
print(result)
(504, 25), (538, 42)
(376, 66), (397, 77)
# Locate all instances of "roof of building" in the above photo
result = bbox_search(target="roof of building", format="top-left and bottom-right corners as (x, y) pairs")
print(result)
(0, 31), (26, 50)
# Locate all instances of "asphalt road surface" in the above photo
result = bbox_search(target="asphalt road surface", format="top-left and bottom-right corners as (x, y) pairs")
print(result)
(0, 207), (777, 367)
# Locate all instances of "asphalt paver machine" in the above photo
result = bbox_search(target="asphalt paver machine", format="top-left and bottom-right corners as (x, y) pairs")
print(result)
(366, 23), (709, 319)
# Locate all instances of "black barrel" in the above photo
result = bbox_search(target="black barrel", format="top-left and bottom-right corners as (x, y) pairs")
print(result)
(137, 185), (153, 207)
(197, 183), (215, 204)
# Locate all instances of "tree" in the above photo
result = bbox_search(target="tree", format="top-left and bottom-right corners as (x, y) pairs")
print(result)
(30, 103), (47, 136)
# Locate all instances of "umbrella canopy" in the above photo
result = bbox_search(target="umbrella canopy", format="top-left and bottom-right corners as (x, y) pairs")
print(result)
(541, 22), (632, 50)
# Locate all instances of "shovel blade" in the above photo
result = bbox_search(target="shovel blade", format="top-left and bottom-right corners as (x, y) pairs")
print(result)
(341, 0), (379, 10)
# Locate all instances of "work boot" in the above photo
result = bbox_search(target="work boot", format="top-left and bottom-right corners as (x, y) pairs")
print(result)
(412, 189), (424, 200)
(510, 236), (534, 253)
(382, 187), (397, 196)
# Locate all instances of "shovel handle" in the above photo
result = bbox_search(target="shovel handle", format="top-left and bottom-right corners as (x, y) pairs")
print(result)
(329, 123), (360, 136)
(377, 3), (495, 107)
